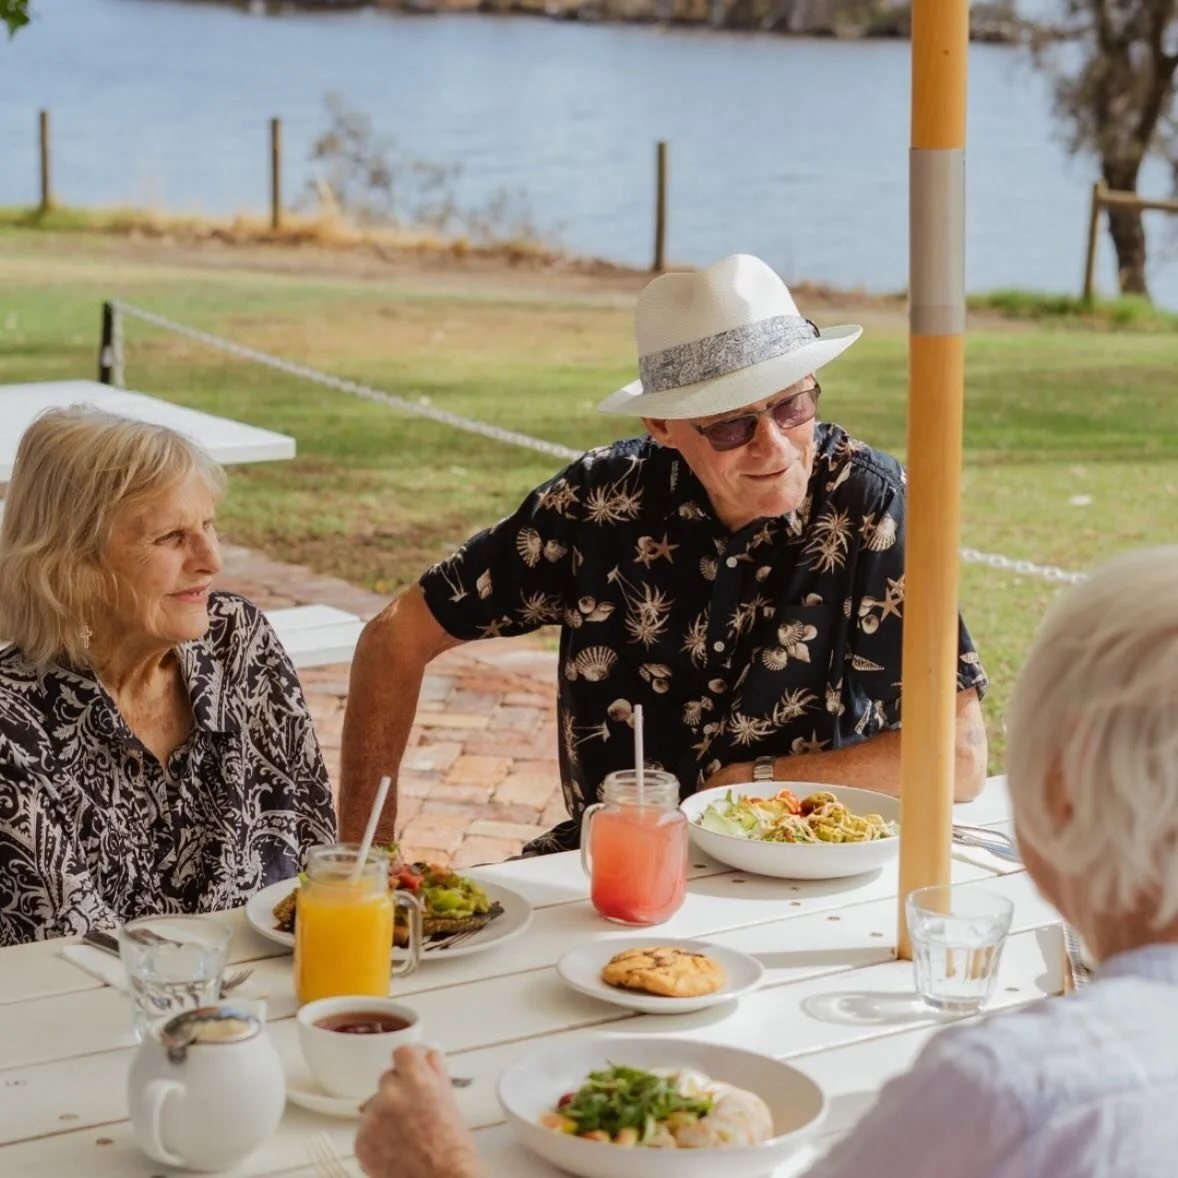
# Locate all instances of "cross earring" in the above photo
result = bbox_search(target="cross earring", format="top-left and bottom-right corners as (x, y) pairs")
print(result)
(81, 625), (92, 650)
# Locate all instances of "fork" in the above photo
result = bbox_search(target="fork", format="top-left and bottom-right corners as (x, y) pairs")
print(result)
(219, 966), (254, 996)
(430, 927), (482, 952)
(306, 1132), (353, 1178)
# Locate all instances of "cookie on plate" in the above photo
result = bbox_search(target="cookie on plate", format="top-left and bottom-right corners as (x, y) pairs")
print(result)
(601, 946), (727, 998)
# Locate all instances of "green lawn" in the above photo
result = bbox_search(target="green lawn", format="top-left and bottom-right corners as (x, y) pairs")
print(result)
(4, 228), (1177, 774)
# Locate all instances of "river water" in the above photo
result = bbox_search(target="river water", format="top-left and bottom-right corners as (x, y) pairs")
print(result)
(2, 0), (1175, 303)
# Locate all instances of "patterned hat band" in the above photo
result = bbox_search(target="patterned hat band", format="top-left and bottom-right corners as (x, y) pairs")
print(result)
(638, 314), (820, 394)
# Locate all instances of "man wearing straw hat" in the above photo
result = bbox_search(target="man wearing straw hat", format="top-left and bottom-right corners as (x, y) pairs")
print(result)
(340, 253), (989, 853)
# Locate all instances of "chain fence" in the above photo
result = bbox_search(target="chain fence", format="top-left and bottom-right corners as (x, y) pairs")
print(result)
(101, 299), (1087, 587)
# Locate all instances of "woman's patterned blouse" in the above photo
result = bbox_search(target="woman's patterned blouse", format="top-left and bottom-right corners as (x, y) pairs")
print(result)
(0, 592), (336, 945)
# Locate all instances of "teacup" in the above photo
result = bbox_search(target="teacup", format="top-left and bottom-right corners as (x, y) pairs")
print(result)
(297, 995), (424, 1099)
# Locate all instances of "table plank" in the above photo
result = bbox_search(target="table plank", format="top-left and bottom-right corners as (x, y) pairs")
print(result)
(0, 381), (296, 479)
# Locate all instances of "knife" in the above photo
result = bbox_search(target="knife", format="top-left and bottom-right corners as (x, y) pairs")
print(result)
(82, 925), (182, 957)
(81, 929), (122, 957)
(951, 824), (1022, 864)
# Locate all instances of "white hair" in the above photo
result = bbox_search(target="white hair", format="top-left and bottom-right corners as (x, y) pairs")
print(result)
(1006, 545), (1178, 926)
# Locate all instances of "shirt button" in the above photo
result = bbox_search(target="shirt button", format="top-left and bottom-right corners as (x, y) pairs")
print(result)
(725, 556), (738, 568)
(713, 640), (725, 653)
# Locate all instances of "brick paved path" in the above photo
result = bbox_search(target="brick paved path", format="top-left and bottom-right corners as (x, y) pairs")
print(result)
(218, 544), (567, 868)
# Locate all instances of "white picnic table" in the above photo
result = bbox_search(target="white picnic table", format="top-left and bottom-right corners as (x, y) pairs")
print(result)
(0, 775), (1064, 1177)
(0, 380), (296, 480)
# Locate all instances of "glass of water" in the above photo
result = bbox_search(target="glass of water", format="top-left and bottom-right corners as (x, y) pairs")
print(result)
(906, 885), (1014, 1014)
(118, 915), (232, 1040)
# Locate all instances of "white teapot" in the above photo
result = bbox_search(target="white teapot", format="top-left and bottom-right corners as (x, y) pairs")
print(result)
(127, 1002), (286, 1171)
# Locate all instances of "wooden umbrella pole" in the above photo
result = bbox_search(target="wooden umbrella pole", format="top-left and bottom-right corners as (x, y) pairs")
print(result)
(897, 0), (970, 959)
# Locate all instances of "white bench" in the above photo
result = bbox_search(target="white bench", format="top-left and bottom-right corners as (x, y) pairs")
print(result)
(0, 604), (365, 669)
(265, 604), (366, 669)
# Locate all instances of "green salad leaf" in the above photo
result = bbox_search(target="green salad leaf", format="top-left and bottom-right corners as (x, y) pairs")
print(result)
(560, 1064), (712, 1140)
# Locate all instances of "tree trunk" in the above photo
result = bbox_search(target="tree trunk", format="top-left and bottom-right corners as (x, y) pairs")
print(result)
(1103, 162), (1149, 297)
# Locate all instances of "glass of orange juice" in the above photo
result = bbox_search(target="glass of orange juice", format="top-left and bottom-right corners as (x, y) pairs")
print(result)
(294, 844), (423, 1004)
(580, 769), (688, 925)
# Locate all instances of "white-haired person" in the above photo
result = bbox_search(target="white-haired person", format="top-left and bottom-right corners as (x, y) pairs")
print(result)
(0, 407), (335, 946)
(353, 545), (1178, 1178)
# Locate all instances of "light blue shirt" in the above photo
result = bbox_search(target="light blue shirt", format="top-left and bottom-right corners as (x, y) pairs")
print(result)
(806, 943), (1178, 1178)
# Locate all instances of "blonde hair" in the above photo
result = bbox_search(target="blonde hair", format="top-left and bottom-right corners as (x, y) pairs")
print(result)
(1006, 545), (1178, 926)
(0, 406), (227, 668)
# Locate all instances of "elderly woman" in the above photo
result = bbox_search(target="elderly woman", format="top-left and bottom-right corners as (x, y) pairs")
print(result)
(0, 407), (335, 946)
(353, 545), (1178, 1178)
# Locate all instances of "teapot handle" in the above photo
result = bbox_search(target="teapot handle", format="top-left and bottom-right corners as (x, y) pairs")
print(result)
(143, 1078), (186, 1167)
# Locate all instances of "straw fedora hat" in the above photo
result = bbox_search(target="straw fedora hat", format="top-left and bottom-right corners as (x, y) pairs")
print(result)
(597, 253), (862, 420)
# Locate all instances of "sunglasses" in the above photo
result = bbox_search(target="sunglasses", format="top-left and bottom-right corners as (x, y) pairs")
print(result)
(691, 384), (821, 452)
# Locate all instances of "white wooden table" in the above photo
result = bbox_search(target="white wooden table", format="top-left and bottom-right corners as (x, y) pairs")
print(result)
(0, 775), (1064, 1178)
(0, 380), (296, 480)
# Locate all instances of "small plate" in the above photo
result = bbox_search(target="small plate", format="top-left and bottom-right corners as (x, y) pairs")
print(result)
(284, 1058), (366, 1120)
(555, 937), (764, 1014)
(245, 877), (533, 962)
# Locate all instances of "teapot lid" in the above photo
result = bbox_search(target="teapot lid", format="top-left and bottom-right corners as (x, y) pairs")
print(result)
(160, 1006), (261, 1064)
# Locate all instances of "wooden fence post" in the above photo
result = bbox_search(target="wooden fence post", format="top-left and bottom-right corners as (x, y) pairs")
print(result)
(38, 109), (52, 213)
(98, 302), (115, 385)
(1082, 178), (1105, 304)
(653, 140), (667, 272)
(270, 117), (283, 231)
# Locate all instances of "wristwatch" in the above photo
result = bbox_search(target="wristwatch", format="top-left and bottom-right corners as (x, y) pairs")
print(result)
(752, 755), (776, 783)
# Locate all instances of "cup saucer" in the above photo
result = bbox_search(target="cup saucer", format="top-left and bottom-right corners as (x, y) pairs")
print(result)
(284, 1059), (370, 1120)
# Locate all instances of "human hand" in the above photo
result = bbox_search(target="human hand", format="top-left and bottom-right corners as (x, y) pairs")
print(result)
(355, 1045), (483, 1178)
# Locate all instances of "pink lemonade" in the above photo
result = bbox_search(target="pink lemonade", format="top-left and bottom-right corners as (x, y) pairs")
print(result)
(589, 805), (688, 925)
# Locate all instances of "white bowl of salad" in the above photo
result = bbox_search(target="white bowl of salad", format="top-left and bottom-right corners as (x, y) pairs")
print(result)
(680, 782), (901, 880)
(498, 1034), (826, 1178)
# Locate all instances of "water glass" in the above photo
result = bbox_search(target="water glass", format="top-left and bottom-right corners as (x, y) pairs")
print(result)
(906, 885), (1014, 1014)
(118, 915), (232, 1040)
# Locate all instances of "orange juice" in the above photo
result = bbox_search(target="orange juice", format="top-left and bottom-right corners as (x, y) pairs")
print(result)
(294, 846), (394, 1004)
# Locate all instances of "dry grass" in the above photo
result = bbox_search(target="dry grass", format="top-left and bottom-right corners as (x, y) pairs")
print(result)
(0, 203), (650, 278)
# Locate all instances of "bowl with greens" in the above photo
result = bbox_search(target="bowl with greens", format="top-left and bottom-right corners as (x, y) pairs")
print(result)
(680, 782), (901, 880)
(497, 1035), (826, 1178)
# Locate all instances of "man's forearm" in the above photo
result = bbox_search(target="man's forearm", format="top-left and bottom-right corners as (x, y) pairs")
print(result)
(338, 619), (427, 845)
(708, 689), (988, 802)
(775, 728), (904, 794)
(705, 730), (903, 794)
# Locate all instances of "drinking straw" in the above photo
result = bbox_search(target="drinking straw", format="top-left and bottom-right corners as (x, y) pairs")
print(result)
(349, 774), (392, 884)
(633, 704), (645, 805)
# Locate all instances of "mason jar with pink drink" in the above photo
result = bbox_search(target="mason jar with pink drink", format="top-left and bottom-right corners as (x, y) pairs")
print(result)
(580, 767), (689, 925)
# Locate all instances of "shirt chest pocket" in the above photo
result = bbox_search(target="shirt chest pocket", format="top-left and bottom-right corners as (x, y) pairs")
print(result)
(730, 605), (837, 723)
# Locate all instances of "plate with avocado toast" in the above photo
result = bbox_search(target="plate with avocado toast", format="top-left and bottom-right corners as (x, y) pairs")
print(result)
(246, 858), (534, 961)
